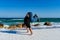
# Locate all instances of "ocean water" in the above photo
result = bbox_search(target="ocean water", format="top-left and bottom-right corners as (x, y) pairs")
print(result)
(0, 18), (60, 25)
(40, 18), (60, 22)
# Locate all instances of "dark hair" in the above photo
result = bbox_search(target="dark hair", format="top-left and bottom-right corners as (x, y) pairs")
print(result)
(27, 12), (32, 17)
(26, 12), (33, 21)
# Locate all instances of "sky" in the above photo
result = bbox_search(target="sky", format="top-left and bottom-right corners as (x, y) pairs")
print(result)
(0, 0), (60, 18)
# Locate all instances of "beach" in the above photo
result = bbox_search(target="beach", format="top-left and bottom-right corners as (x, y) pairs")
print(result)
(0, 0), (60, 40)
(0, 26), (60, 40)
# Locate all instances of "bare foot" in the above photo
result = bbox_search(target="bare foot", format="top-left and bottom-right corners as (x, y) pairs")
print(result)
(29, 32), (33, 35)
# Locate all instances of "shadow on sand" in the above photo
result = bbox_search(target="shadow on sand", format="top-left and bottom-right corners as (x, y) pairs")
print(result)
(0, 30), (31, 35)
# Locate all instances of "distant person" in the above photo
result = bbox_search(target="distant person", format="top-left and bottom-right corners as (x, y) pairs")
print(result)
(32, 14), (39, 22)
(24, 12), (33, 35)
(44, 21), (52, 26)
(32, 14), (40, 26)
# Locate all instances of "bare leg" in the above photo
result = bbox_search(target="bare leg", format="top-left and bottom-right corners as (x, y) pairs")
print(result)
(26, 28), (29, 33)
(29, 28), (33, 35)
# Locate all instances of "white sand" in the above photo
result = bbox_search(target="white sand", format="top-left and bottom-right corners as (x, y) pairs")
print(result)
(0, 28), (60, 40)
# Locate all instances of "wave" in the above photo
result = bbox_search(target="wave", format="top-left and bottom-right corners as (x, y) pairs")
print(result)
(0, 22), (60, 29)
(12, 19), (23, 20)
(31, 22), (60, 25)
